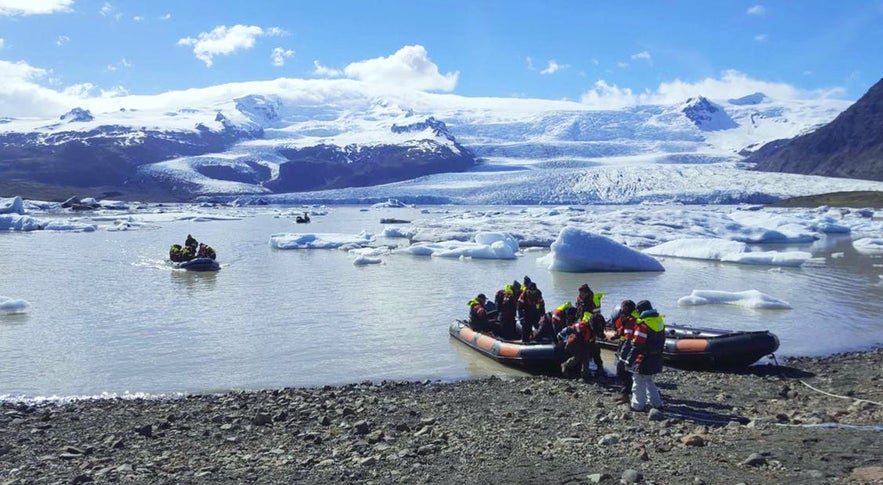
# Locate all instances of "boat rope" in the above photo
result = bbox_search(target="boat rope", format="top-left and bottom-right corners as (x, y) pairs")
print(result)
(797, 379), (883, 407)
(775, 422), (883, 432)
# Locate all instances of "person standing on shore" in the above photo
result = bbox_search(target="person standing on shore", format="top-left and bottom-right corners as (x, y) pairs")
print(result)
(558, 312), (605, 381)
(610, 300), (638, 403)
(575, 284), (606, 376)
(626, 300), (665, 411)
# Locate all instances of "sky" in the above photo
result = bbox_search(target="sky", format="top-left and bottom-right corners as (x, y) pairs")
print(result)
(1, 0), (882, 117)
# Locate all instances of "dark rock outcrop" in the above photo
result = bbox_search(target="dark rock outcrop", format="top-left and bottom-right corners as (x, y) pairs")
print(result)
(749, 78), (883, 181)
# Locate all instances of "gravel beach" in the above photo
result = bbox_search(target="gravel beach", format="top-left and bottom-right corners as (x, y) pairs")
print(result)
(1, 348), (882, 484)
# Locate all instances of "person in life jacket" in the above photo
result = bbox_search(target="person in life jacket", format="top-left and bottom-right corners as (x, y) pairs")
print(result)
(625, 300), (666, 411)
(185, 234), (198, 252)
(575, 284), (607, 377)
(517, 282), (545, 343)
(494, 281), (521, 340)
(169, 244), (186, 262)
(557, 312), (605, 381)
(467, 294), (493, 334)
(197, 243), (217, 260)
(610, 300), (638, 403)
(532, 302), (577, 342)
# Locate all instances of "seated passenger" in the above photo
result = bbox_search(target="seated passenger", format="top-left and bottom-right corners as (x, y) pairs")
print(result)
(532, 303), (578, 342)
(468, 293), (494, 334)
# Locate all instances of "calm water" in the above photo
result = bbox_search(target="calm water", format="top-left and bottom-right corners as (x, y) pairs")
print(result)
(1, 205), (881, 399)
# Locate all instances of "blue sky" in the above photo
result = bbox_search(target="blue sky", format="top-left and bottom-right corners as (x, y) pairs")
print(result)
(1, 0), (882, 115)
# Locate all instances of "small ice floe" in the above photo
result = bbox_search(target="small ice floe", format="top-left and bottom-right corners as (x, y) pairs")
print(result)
(0, 214), (44, 231)
(397, 232), (518, 259)
(353, 256), (383, 266)
(677, 290), (792, 310)
(42, 221), (98, 232)
(0, 296), (30, 315)
(269, 231), (374, 249)
(538, 227), (664, 272)
(0, 196), (26, 215)
(643, 238), (748, 261)
(720, 250), (812, 267)
(831, 252), (845, 259)
(382, 226), (415, 238)
(853, 238), (883, 255)
(372, 198), (412, 208)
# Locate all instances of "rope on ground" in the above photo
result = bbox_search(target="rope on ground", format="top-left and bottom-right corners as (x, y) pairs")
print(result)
(798, 379), (883, 407)
(775, 422), (883, 432)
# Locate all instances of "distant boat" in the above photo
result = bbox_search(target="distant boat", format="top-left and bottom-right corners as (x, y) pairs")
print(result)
(295, 212), (311, 224)
(380, 218), (410, 224)
(170, 257), (220, 272)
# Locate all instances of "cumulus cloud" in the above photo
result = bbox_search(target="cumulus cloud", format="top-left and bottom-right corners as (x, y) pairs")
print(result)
(579, 69), (843, 108)
(747, 5), (765, 15)
(99, 2), (112, 16)
(631, 51), (652, 62)
(540, 60), (569, 75)
(271, 47), (294, 67)
(177, 25), (285, 67)
(342, 45), (458, 92)
(0, 0), (72, 16)
(312, 60), (342, 77)
(0, 60), (78, 117)
(106, 58), (132, 72)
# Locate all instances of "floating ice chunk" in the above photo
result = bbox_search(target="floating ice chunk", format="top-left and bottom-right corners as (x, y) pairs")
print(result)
(538, 227), (664, 272)
(853, 238), (883, 255)
(643, 238), (748, 261)
(720, 250), (812, 267)
(0, 296), (30, 315)
(678, 289), (792, 310)
(270, 231), (374, 249)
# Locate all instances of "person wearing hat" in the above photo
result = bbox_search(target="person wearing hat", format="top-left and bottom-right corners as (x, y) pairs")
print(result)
(467, 293), (493, 334)
(610, 300), (638, 403)
(494, 281), (521, 340)
(625, 300), (666, 411)
(557, 311), (606, 381)
(517, 281), (545, 343)
(575, 283), (607, 377)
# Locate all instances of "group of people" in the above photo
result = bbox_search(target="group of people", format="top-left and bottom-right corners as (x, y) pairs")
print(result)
(467, 279), (665, 412)
(169, 234), (217, 262)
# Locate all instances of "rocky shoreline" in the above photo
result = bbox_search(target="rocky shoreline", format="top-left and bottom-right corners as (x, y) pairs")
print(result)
(2, 349), (882, 484)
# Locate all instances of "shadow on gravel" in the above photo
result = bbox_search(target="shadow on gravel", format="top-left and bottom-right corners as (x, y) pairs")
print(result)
(663, 398), (750, 426)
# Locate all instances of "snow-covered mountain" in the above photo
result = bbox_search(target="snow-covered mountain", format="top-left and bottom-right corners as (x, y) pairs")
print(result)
(0, 78), (870, 203)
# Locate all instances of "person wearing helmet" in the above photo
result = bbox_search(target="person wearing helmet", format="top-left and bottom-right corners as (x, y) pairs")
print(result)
(625, 301), (666, 411)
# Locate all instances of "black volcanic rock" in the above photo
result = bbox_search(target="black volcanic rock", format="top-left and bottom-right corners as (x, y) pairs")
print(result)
(748, 78), (883, 181)
(60, 108), (94, 123)
(682, 97), (738, 131)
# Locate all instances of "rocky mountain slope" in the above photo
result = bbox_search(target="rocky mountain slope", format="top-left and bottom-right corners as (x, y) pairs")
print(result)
(748, 77), (883, 181)
(0, 78), (854, 201)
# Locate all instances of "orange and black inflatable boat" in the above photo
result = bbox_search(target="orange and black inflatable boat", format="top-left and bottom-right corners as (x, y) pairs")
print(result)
(449, 320), (566, 372)
(600, 323), (779, 369)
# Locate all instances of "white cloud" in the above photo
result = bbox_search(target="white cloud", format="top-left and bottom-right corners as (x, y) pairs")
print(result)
(754, 34), (768, 42)
(159, 13), (171, 20)
(106, 58), (132, 72)
(56, 35), (70, 46)
(99, 2), (112, 16)
(631, 51), (652, 61)
(312, 60), (342, 77)
(0, 38), (4, 49)
(0, 60), (78, 117)
(579, 70), (842, 108)
(0, 0), (72, 16)
(271, 47), (294, 67)
(525, 57), (535, 70)
(342, 45), (458, 92)
(616, 61), (629, 68)
(133, 15), (142, 22)
(540, 60), (569, 75)
(747, 5), (765, 15)
(177, 25), (284, 67)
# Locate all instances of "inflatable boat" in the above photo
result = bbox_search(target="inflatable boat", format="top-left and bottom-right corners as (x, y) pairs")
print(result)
(599, 323), (779, 369)
(449, 320), (566, 372)
(171, 257), (220, 272)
